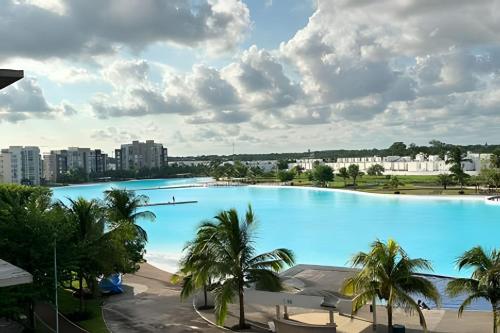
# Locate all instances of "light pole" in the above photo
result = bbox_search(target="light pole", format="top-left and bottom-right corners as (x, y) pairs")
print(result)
(54, 237), (59, 333)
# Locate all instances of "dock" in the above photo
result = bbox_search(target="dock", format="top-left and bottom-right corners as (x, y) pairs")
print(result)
(141, 200), (198, 207)
(130, 182), (247, 192)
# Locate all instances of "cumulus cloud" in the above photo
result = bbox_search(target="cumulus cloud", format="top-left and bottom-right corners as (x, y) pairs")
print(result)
(1, 0), (251, 59)
(0, 78), (75, 122)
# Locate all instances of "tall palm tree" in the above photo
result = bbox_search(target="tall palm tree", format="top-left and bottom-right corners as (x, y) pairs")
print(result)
(62, 197), (106, 314)
(446, 247), (500, 333)
(104, 188), (156, 242)
(189, 205), (295, 329)
(342, 239), (440, 333)
(173, 237), (220, 309)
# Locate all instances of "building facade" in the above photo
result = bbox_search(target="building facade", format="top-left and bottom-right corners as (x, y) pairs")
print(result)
(288, 153), (491, 176)
(0, 146), (41, 185)
(43, 148), (108, 183)
(115, 140), (168, 170)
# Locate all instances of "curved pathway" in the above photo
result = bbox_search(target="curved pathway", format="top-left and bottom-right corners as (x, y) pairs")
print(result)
(103, 263), (222, 333)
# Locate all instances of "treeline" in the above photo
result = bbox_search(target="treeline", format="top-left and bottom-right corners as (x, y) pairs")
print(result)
(0, 185), (155, 328)
(53, 163), (210, 184)
(170, 140), (500, 162)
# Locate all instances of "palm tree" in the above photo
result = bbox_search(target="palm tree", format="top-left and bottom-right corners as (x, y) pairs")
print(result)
(446, 247), (500, 333)
(342, 239), (440, 333)
(388, 176), (403, 190)
(437, 174), (453, 190)
(338, 167), (350, 187)
(188, 205), (295, 329)
(62, 197), (106, 314)
(173, 237), (220, 309)
(104, 188), (156, 242)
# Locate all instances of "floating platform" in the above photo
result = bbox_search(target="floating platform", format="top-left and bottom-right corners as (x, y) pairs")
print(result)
(141, 200), (198, 207)
(131, 182), (247, 192)
(486, 195), (500, 205)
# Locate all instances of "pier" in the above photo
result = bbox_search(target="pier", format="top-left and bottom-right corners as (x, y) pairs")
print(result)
(141, 200), (198, 207)
(130, 182), (247, 192)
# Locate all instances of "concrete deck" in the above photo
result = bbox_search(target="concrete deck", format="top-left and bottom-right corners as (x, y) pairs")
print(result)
(103, 263), (222, 333)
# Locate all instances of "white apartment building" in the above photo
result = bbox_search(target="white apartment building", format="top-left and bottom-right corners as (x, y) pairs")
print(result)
(290, 153), (491, 176)
(0, 146), (42, 185)
(115, 140), (168, 170)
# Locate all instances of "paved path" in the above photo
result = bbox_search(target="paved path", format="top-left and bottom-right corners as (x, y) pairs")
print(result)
(103, 263), (222, 333)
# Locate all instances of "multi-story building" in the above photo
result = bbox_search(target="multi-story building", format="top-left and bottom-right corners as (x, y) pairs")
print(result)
(0, 146), (41, 185)
(115, 140), (168, 170)
(43, 148), (108, 183)
(89, 149), (108, 174)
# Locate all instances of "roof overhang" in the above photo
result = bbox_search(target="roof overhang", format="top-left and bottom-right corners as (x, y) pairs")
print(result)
(0, 69), (24, 90)
(0, 259), (33, 287)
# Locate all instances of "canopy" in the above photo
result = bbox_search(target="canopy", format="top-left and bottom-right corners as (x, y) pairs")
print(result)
(0, 69), (24, 90)
(0, 259), (33, 287)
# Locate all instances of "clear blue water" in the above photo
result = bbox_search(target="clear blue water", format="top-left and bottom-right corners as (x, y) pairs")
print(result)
(52, 178), (499, 310)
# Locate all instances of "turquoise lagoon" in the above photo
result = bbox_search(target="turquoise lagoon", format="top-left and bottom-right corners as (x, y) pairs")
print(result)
(52, 178), (499, 278)
(53, 178), (499, 310)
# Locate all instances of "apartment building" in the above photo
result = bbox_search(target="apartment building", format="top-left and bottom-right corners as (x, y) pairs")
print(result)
(0, 146), (41, 185)
(115, 140), (168, 170)
(43, 148), (108, 183)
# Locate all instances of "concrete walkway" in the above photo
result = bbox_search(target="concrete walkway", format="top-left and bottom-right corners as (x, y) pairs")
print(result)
(103, 263), (222, 333)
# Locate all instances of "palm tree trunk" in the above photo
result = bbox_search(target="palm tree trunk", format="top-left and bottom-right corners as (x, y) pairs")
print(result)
(238, 285), (245, 329)
(372, 295), (377, 331)
(387, 305), (393, 333)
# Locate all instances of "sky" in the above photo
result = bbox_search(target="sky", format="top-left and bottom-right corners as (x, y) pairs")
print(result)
(1, 0), (500, 156)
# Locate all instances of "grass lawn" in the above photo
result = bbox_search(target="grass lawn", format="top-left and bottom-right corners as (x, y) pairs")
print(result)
(253, 174), (483, 196)
(57, 288), (109, 333)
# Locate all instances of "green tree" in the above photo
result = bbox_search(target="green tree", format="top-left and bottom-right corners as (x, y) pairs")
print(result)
(348, 164), (363, 187)
(482, 168), (500, 192)
(277, 159), (289, 170)
(291, 165), (304, 176)
(338, 167), (350, 187)
(62, 198), (107, 313)
(388, 176), (403, 190)
(342, 239), (440, 333)
(367, 164), (385, 176)
(174, 234), (221, 309)
(437, 174), (453, 190)
(446, 247), (500, 333)
(490, 149), (500, 168)
(233, 161), (249, 178)
(190, 206), (295, 328)
(277, 170), (294, 182)
(0, 185), (75, 327)
(312, 164), (334, 187)
(105, 189), (156, 271)
(388, 142), (407, 156)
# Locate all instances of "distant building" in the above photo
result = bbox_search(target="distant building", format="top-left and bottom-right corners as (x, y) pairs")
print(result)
(115, 140), (168, 170)
(0, 146), (41, 185)
(43, 148), (108, 183)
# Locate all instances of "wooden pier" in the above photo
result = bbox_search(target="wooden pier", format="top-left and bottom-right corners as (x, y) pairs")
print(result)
(141, 200), (198, 207)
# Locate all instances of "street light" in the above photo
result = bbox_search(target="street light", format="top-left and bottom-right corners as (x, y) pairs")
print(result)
(54, 237), (59, 333)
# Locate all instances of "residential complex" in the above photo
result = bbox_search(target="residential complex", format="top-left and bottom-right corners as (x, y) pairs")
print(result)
(43, 148), (109, 183)
(115, 140), (168, 171)
(292, 152), (492, 175)
(0, 146), (42, 185)
(0, 140), (169, 185)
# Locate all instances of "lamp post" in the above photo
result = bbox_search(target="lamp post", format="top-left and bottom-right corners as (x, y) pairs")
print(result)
(54, 237), (59, 333)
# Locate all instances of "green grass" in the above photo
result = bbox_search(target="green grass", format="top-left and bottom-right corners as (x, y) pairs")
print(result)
(252, 174), (482, 196)
(57, 288), (109, 333)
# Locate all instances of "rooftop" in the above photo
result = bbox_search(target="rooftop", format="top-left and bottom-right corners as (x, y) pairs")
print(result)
(0, 259), (33, 287)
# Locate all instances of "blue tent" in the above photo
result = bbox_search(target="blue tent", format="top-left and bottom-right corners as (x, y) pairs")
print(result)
(99, 274), (123, 294)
